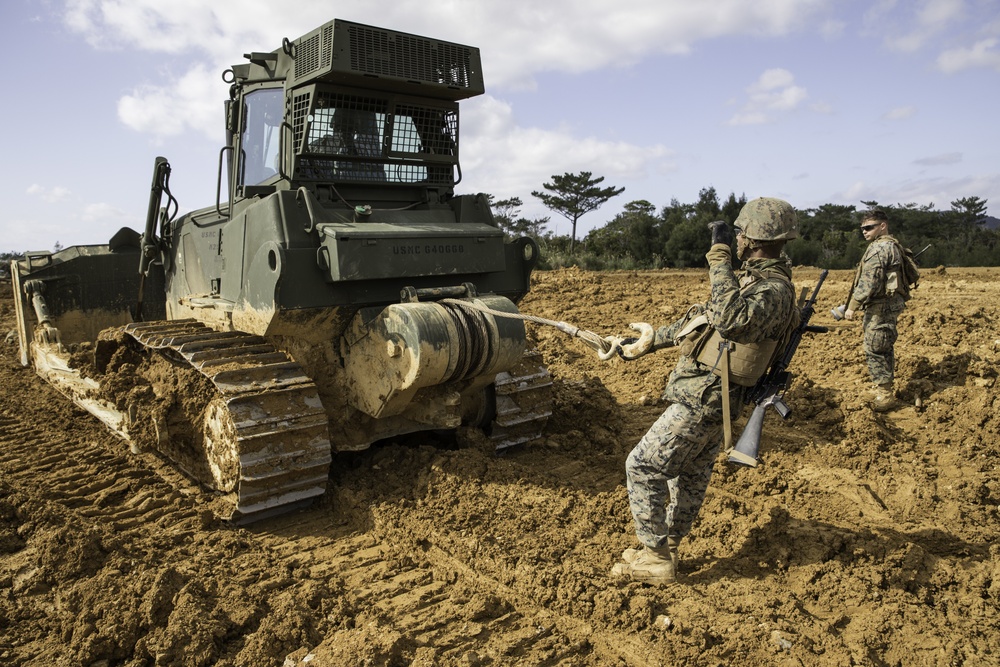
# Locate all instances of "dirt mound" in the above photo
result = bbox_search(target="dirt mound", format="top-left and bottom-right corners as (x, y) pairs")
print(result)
(1, 268), (998, 666)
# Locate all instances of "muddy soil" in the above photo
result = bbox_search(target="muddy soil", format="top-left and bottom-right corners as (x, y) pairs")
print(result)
(0, 266), (997, 667)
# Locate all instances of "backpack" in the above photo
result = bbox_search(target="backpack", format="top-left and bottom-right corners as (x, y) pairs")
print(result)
(900, 245), (921, 290)
(888, 238), (921, 299)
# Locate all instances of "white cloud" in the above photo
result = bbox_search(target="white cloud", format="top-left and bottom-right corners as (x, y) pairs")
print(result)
(61, 0), (831, 137)
(459, 96), (670, 214)
(937, 38), (1000, 72)
(727, 68), (809, 125)
(64, 0), (231, 53)
(117, 64), (219, 139)
(861, 0), (899, 27)
(26, 184), (72, 203)
(63, 1), (831, 75)
(819, 19), (847, 39)
(727, 111), (769, 126)
(883, 106), (916, 120)
(923, 0), (964, 21)
(858, 0), (1000, 79)
(884, 32), (927, 53)
(915, 0), (965, 30)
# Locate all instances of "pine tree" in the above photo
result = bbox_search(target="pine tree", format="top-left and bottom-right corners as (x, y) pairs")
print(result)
(531, 172), (624, 254)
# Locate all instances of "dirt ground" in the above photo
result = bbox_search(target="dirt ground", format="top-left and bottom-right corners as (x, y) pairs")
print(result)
(0, 265), (997, 667)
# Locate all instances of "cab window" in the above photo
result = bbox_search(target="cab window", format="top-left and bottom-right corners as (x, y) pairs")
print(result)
(241, 88), (283, 185)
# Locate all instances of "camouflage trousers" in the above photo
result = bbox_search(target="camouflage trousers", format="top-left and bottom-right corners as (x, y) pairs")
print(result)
(862, 296), (905, 385)
(625, 402), (723, 549)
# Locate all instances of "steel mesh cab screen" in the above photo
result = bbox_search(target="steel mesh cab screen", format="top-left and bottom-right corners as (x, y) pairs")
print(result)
(293, 89), (458, 185)
(289, 21), (484, 100)
(346, 24), (475, 89)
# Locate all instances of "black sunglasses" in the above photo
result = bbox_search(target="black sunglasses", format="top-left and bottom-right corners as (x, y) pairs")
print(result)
(860, 223), (880, 232)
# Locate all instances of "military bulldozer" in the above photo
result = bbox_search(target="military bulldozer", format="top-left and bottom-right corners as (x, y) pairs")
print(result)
(10, 19), (552, 521)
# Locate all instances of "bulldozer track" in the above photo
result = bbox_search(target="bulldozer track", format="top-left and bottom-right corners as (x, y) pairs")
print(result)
(117, 321), (551, 517)
(119, 320), (333, 521)
(490, 349), (553, 450)
(0, 299), (669, 666)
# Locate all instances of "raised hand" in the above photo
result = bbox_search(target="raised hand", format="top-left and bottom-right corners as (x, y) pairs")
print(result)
(707, 219), (733, 247)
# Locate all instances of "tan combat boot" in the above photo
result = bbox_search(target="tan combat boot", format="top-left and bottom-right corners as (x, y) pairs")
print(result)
(870, 383), (899, 412)
(620, 537), (680, 571)
(612, 537), (680, 585)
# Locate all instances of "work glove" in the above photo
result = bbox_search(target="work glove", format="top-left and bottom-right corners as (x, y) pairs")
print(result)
(615, 323), (655, 361)
(707, 220), (733, 247)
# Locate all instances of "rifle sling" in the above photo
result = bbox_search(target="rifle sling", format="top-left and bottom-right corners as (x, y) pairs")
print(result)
(719, 341), (733, 450)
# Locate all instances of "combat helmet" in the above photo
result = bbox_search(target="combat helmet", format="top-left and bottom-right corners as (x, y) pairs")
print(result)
(735, 197), (799, 241)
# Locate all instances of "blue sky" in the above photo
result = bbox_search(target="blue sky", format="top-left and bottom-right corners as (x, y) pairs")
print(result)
(3, 0), (999, 252)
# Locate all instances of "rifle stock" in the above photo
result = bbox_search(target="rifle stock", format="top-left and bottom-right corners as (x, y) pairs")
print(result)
(727, 270), (828, 467)
(727, 393), (789, 467)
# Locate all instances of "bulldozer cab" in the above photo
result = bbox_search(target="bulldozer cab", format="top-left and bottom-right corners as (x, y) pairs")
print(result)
(230, 84), (461, 193)
(224, 19), (478, 208)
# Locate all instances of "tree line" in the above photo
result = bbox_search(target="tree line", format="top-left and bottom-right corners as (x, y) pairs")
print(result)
(3, 175), (995, 276)
(492, 173), (997, 271)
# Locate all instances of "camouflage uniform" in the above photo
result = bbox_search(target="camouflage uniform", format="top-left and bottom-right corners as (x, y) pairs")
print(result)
(847, 235), (907, 386)
(626, 254), (798, 549)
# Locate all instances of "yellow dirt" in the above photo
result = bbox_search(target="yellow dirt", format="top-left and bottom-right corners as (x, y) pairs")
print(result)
(0, 266), (997, 666)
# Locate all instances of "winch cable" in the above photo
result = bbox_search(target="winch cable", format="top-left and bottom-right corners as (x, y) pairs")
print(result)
(441, 299), (617, 359)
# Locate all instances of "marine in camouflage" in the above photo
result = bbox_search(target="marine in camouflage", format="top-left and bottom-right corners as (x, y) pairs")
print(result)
(847, 235), (907, 385)
(627, 402), (722, 546)
(627, 249), (799, 549)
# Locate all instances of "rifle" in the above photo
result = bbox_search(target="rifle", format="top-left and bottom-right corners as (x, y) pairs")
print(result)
(727, 269), (829, 467)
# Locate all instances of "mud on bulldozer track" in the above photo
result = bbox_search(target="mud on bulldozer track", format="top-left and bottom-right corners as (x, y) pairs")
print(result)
(97, 320), (333, 522)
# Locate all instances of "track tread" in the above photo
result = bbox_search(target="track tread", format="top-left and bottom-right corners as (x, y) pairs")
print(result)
(489, 350), (553, 450)
(122, 320), (332, 521)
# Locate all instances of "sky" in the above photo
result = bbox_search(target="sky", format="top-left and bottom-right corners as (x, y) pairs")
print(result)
(2, 0), (999, 252)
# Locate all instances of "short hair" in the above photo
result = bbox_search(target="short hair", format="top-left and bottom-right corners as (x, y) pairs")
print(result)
(863, 209), (888, 224)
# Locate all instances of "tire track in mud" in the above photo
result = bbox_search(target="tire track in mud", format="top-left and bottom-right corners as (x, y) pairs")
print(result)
(0, 410), (204, 533)
(253, 514), (585, 662)
(251, 506), (657, 666)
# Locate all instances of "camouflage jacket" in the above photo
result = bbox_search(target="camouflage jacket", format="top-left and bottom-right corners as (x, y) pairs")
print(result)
(847, 235), (904, 311)
(654, 256), (798, 419)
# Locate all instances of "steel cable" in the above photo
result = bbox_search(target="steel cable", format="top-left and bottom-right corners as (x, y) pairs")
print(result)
(441, 299), (613, 356)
